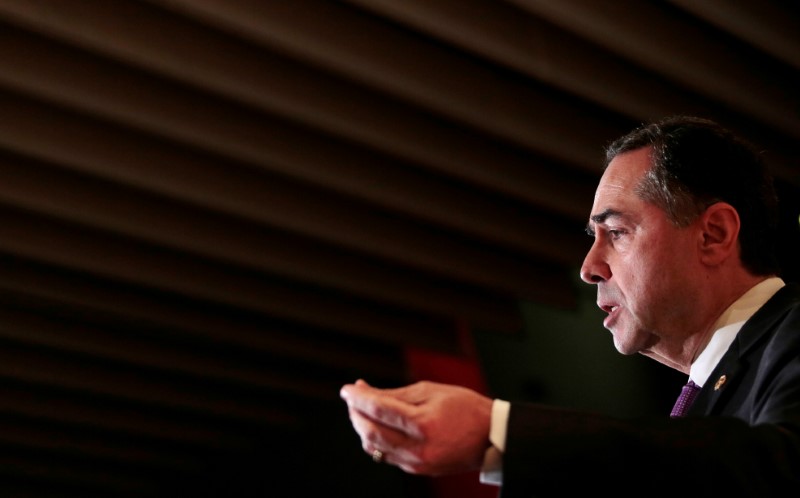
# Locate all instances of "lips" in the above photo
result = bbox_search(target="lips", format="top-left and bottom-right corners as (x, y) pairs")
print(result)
(597, 296), (620, 313)
(598, 301), (620, 329)
(599, 303), (618, 314)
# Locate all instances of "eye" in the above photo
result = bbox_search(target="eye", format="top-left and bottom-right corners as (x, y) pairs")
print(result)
(608, 229), (625, 240)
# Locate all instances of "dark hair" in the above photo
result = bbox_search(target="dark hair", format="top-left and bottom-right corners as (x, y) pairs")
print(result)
(605, 116), (780, 276)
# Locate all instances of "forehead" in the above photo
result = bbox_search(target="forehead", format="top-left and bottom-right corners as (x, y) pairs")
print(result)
(591, 147), (652, 215)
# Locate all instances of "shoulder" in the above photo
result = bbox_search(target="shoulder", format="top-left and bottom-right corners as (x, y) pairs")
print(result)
(744, 283), (800, 333)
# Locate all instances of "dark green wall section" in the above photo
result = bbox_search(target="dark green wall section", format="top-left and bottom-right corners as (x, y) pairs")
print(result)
(474, 271), (685, 419)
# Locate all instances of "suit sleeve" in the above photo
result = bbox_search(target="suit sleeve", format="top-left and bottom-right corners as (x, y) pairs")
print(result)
(499, 402), (800, 498)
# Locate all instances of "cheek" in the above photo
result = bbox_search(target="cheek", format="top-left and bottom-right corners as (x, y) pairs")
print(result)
(623, 249), (669, 302)
(623, 248), (655, 282)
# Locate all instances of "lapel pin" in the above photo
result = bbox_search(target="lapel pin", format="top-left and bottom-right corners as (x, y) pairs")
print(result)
(714, 374), (727, 391)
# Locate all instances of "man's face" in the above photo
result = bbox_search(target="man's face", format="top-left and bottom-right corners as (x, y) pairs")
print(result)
(581, 147), (700, 360)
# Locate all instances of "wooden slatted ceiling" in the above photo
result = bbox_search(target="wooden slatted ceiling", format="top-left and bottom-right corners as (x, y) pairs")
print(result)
(0, 1), (797, 496)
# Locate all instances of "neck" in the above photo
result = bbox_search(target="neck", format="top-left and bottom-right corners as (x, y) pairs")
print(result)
(689, 273), (771, 364)
(647, 272), (771, 374)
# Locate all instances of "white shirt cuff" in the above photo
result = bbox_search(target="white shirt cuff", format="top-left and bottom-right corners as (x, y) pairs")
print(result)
(479, 399), (510, 485)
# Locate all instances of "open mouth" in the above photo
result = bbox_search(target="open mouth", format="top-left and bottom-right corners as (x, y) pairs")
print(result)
(599, 302), (620, 329)
(600, 304), (619, 314)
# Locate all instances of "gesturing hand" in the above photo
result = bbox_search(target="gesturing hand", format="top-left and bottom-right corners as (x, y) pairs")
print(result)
(339, 379), (493, 475)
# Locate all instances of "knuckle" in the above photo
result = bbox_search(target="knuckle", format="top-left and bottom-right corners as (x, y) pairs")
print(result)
(365, 428), (380, 444)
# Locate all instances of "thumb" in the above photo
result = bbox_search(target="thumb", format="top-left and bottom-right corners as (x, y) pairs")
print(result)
(339, 379), (372, 400)
(340, 383), (422, 436)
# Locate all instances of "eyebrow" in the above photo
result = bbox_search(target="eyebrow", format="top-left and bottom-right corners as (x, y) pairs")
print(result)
(585, 208), (623, 235)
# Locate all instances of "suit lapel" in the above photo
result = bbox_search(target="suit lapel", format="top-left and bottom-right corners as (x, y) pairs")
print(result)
(687, 284), (800, 416)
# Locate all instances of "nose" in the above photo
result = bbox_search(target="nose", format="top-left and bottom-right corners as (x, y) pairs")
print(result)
(580, 239), (610, 284)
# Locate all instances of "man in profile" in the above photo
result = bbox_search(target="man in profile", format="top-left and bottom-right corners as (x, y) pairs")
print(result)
(341, 116), (800, 496)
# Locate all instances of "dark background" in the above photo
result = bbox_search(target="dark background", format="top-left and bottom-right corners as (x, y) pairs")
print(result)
(0, 1), (798, 496)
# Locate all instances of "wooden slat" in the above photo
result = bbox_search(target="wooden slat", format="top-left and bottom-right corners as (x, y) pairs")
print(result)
(668, 0), (800, 70)
(144, 0), (627, 168)
(0, 204), (464, 351)
(0, 10), (599, 224)
(0, 0), (618, 184)
(0, 0), (796, 187)
(0, 379), (267, 447)
(0, 259), (406, 381)
(341, 0), (800, 180)
(135, 0), (800, 186)
(508, 0), (800, 139)
(343, 0), (718, 122)
(0, 339), (321, 423)
(0, 88), (582, 301)
(0, 305), (348, 400)
(0, 453), (156, 498)
(0, 415), (205, 473)
(0, 149), (530, 332)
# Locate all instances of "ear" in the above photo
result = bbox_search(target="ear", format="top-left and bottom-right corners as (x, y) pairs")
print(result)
(698, 202), (740, 266)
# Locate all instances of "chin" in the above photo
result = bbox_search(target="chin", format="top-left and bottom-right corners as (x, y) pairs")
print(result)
(612, 341), (638, 356)
(612, 335), (642, 356)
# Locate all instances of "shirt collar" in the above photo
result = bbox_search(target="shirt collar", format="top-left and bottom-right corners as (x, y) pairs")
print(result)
(689, 277), (785, 387)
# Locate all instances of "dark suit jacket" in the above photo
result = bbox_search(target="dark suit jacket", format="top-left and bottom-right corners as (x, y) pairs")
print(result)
(500, 283), (800, 497)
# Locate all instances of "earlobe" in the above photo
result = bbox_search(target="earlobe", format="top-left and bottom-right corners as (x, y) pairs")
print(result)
(699, 202), (740, 265)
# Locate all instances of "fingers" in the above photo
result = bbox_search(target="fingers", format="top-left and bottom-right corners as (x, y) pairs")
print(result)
(340, 381), (423, 437)
(341, 380), (427, 468)
(347, 407), (408, 462)
(340, 380), (490, 475)
(341, 379), (433, 408)
(348, 406), (431, 472)
(342, 380), (453, 471)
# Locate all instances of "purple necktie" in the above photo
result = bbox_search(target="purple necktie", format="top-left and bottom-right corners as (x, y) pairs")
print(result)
(670, 380), (701, 418)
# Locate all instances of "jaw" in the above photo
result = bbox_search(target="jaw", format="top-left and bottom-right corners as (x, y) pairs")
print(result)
(640, 349), (689, 373)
